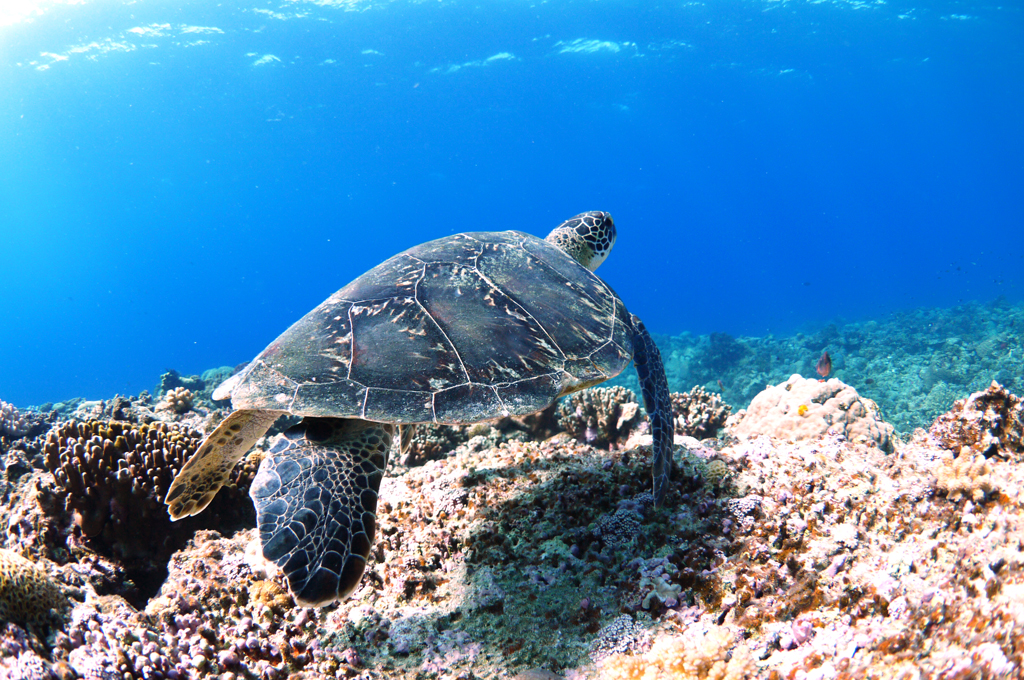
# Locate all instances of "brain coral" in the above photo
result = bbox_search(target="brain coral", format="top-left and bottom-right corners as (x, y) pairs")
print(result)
(0, 549), (68, 628)
(558, 386), (641, 449)
(929, 381), (1023, 459)
(731, 374), (894, 452)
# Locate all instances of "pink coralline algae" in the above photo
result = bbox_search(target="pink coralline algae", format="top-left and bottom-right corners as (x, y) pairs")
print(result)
(3, 379), (1024, 678)
(929, 380), (1024, 459)
(0, 623), (59, 680)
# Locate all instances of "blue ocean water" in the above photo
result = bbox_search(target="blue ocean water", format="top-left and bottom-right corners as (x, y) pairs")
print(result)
(0, 0), (1021, 407)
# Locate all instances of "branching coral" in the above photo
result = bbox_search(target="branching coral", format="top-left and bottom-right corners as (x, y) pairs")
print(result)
(929, 381), (1024, 460)
(41, 419), (259, 585)
(671, 386), (732, 439)
(43, 420), (204, 541)
(158, 368), (237, 408)
(155, 387), (194, 414)
(0, 400), (30, 439)
(934, 446), (998, 502)
(558, 386), (641, 449)
(402, 423), (469, 465)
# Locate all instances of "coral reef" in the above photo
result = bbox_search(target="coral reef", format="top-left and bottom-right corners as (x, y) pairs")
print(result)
(46, 388), (219, 432)
(7, 364), (1024, 679)
(707, 332), (749, 372)
(608, 298), (1024, 433)
(599, 625), (755, 680)
(704, 385), (1024, 678)
(398, 407), (559, 467)
(43, 420), (204, 541)
(0, 549), (68, 628)
(501, 403), (562, 442)
(670, 386), (731, 439)
(558, 386), (642, 448)
(589, 614), (652, 662)
(158, 366), (237, 407)
(39, 530), (371, 679)
(0, 623), (61, 680)
(1, 463), (64, 560)
(0, 400), (31, 439)
(157, 369), (205, 398)
(929, 380), (1024, 459)
(730, 374), (894, 452)
(65, 392), (157, 425)
(38, 419), (259, 602)
(934, 447), (997, 501)
(401, 423), (471, 466)
(155, 387), (194, 414)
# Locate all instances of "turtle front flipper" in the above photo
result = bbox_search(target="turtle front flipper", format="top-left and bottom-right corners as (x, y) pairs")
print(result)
(250, 418), (392, 607)
(630, 314), (673, 505)
(166, 409), (282, 520)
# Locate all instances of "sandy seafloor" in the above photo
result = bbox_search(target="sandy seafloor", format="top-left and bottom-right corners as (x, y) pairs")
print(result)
(1, 299), (1023, 679)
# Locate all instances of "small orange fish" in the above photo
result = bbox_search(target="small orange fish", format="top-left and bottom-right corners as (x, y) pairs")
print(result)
(816, 350), (832, 378)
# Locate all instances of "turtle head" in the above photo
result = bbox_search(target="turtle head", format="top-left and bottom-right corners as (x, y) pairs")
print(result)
(545, 211), (616, 272)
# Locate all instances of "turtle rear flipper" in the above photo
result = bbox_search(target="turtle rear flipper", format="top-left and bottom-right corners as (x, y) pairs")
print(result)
(250, 418), (392, 606)
(631, 314), (673, 505)
(166, 409), (282, 519)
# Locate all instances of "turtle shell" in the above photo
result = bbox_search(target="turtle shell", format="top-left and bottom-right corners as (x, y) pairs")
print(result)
(223, 230), (635, 424)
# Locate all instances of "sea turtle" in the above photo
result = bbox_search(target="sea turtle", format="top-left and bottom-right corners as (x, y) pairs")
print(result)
(165, 211), (672, 606)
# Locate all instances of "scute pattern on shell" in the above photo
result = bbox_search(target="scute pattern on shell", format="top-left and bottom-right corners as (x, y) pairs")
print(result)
(225, 230), (634, 426)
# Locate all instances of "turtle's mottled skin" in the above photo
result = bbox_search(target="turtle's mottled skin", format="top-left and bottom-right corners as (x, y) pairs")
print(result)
(166, 211), (672, 606)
